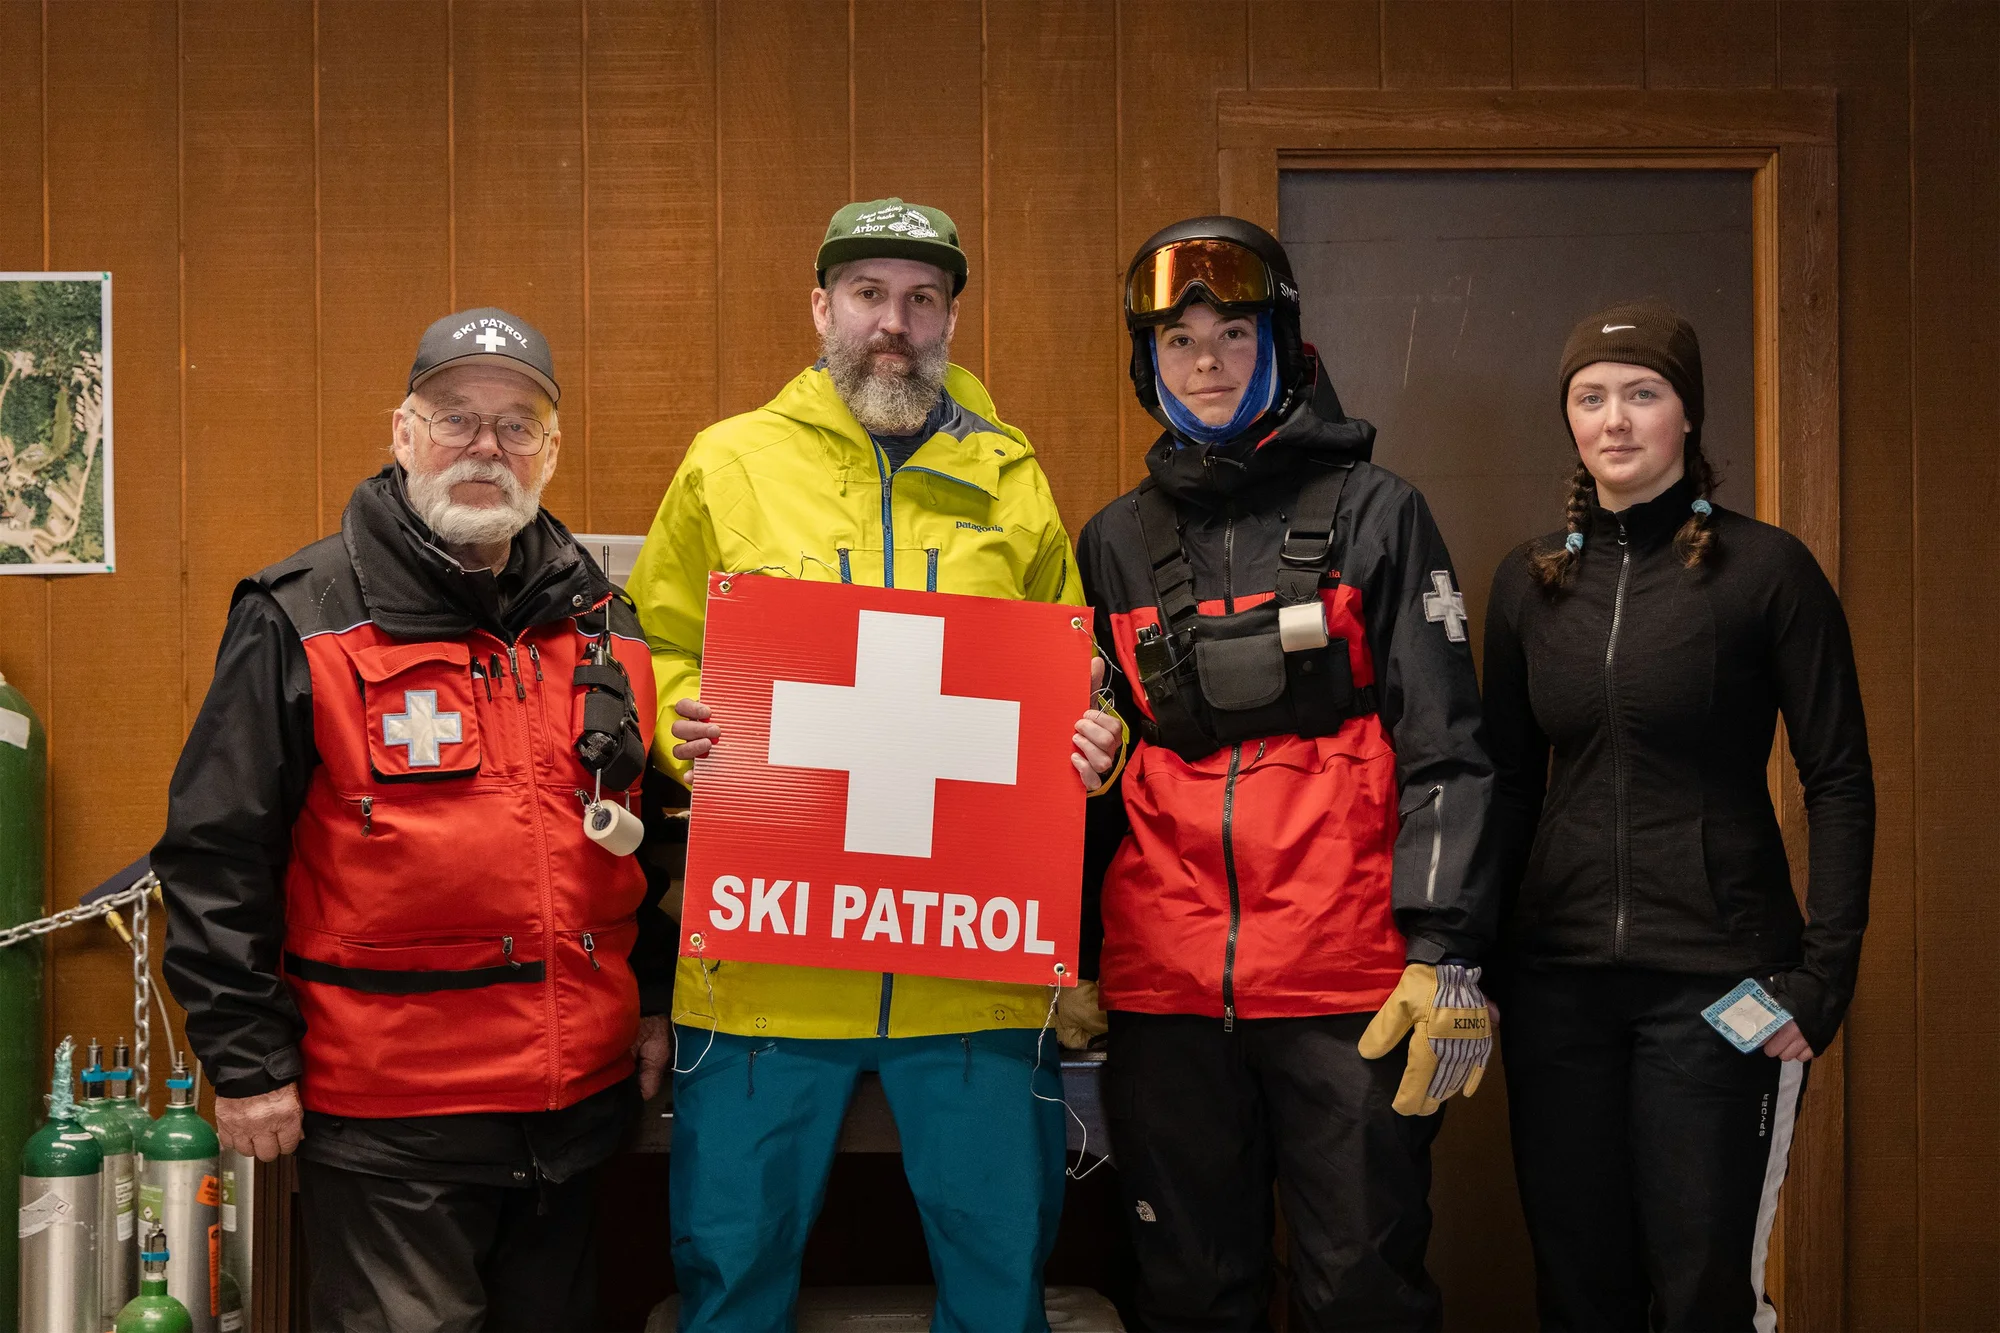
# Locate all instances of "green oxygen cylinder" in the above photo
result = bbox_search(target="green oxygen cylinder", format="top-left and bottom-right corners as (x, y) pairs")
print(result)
(114, 1227), (193, 1333)
(138, 1056), (218, 1333)
(79, 1039), (140, 1314)
(1, 671), (49, 1332)
(19, 1037), (103, 1333)
(108, 1038), (157, 1162)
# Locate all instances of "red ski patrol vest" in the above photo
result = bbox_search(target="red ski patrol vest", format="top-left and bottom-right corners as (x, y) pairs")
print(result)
(265, 542), (656, 1118)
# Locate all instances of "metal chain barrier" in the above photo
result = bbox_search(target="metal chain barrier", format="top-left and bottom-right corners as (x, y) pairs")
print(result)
(131, 879), (152, 1104)
(0, 871), (161, 1102)
(0, 876), (152, 949)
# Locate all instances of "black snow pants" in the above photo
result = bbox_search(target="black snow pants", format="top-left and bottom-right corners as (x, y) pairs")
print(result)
(1103, 1011), (1445, 1332)
(1502, 968), (1808, 1333)
(297, 1158), (598, 1333)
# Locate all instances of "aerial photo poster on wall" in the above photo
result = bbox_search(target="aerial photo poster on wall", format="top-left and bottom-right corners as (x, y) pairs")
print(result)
(0, 272), (113, 574)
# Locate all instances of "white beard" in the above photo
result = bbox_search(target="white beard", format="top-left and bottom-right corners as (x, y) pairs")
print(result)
(821, 325), (950, 435)
(404, 455), (546, 551)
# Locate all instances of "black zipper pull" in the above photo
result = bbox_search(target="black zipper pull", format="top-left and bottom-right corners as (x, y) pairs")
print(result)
(506, 645), (527, 699)
(528, 643), (544, 681)
(503, 935), (521, 969)
(1223, 1005), (1235, 1033)
(582, 932), (600, 970)
(360, 796), (372, 836)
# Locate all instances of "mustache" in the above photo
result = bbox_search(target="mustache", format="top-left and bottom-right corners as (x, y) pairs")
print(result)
(432, 455), (523, 499)
(863, 332), (920, 363)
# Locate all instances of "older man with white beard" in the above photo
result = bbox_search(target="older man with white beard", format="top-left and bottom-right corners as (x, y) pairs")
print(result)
(154, 308), (675, 1333)
(628, 200), (1119, 1331)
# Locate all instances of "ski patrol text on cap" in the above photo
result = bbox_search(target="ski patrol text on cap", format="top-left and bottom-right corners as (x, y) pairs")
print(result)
(816, 199), (969, 296)
(409, 307), (561, 406)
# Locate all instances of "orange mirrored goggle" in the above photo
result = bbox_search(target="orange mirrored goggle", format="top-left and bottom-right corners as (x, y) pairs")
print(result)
(1126, 239), (1274, 320)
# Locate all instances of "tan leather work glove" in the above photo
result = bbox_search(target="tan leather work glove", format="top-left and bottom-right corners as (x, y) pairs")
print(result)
(1055, 979), (1110, 1050)
(1357, 962), (1493, 1116)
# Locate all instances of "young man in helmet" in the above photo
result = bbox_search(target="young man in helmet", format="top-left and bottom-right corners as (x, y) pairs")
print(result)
(1072, 216), (1501, 1330)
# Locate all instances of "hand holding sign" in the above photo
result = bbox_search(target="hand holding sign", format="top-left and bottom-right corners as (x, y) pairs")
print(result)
(681, 575), (1097, 987)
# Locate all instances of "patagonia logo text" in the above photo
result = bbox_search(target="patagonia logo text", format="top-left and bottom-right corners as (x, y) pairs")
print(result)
(956, 521), (1004, 534)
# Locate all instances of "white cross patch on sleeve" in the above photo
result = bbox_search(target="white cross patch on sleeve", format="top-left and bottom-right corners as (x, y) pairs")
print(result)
(1423, 570), (1468, 643)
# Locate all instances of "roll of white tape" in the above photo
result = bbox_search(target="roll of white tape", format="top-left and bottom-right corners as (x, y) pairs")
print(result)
(583, 800), (644, 856)
(1277, 601), (1330, 653)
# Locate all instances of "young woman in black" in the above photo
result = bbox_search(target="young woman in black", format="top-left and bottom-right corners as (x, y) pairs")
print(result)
(1482, 303), (1873, 1332)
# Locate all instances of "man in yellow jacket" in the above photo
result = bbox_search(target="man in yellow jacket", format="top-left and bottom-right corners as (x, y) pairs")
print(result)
(627, 198), (1120, 1331)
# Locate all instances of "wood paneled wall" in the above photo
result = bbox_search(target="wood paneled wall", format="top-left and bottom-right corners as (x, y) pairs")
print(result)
(0, 2), (1989, 1327)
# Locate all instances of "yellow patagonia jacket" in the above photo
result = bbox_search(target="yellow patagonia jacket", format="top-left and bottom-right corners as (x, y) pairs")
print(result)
(627, 362), (1086, 1040)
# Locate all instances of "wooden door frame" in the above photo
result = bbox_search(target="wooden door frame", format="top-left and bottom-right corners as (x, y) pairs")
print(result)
(1218, 89), (1842, 1332)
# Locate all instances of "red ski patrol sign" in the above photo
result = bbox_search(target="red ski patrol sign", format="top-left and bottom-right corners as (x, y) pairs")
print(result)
(681, 573), (1094, 988)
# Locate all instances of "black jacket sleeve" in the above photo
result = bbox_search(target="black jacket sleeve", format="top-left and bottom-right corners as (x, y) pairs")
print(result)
(1480, 549), (1551, 918)
(631, 766), (685, 1016)
(153, 584), (314, 1099)
(1760, 542), (1875, 1053)
(1073, 516), (1132, 983)
(1357, 482), (1501, 963)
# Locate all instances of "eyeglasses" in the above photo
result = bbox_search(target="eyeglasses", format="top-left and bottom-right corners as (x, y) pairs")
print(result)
(1126, 238), (1274, 322)
(408, 406), (550, 456)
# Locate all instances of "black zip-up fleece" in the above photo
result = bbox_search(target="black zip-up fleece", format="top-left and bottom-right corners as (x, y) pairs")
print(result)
(1482, 474), (1874, 1052)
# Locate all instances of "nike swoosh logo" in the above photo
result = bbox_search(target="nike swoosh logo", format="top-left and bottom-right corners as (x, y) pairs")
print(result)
(1602, 324), (1637, 332)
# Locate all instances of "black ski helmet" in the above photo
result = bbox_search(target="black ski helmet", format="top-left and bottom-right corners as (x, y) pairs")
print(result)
(1123, 216), (1310, 439)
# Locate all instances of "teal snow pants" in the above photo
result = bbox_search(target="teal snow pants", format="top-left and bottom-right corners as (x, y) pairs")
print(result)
(668, 1026), (1068, 1332)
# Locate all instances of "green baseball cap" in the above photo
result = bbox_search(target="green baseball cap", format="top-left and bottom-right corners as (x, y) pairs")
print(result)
(816, 198), (968, 295)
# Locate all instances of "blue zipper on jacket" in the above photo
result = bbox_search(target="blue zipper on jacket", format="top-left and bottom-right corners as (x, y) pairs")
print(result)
(875, 439), (897, 1036)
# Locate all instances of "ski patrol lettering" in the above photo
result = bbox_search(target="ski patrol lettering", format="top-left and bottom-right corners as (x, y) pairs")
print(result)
(680, 574), (1091, 987)
(705, 875), (1058, 958)
(451, 316), (533, 349)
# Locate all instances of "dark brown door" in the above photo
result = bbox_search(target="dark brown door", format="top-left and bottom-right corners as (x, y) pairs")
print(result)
(1281, 167), (1755, 1333)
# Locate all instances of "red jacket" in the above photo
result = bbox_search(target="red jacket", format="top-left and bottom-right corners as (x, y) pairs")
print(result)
(281, 605), (654, 1116)
(1076, 383), (1498, 1021)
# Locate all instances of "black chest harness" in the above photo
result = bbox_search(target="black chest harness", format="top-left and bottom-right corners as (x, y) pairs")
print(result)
(1129, 461), (1378, 762)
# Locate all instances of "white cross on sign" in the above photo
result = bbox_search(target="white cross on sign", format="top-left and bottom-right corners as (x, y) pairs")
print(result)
(474, 328), (508, 353)
(1423, 570), (1468, 643)
(382, 689), (464, 768)
(768, 611), (1020, 858)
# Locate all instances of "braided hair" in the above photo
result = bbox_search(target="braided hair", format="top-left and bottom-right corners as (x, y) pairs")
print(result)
(1673, 444), (1719, 568)
(1527, 440), (1721, 591)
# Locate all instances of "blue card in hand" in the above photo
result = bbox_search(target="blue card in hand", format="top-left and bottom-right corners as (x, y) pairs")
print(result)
(1702, 979), (1793, 1053)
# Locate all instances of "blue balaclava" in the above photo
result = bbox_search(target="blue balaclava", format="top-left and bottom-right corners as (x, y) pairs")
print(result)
(1150, 311), (1280, 448)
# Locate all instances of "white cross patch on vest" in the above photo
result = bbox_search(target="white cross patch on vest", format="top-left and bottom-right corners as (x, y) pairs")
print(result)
(1423, 570), (1468, 643)
(382, 689), (464, 768)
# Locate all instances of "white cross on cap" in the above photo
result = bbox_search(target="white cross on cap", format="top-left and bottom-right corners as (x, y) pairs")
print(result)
(767, 611), (1020, 858)
(382, 689), (464, 767)
(475, 328), (508, 353)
